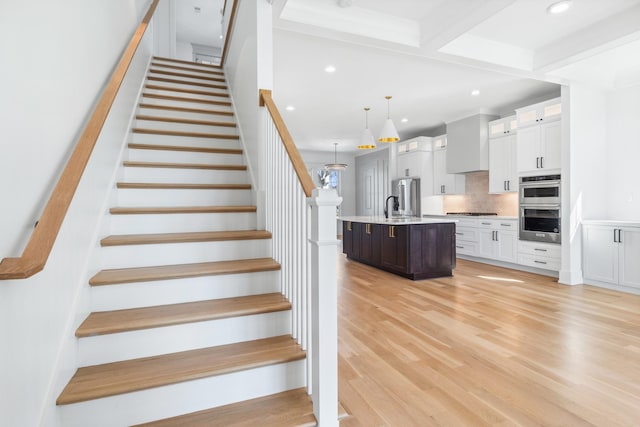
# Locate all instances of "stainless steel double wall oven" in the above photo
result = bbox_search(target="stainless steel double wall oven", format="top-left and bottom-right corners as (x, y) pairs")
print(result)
(519, 174), (561, 244)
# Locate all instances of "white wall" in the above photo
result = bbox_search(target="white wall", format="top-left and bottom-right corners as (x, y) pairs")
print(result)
(176, 41), (193, 61)
(299, 150), (356, 217)
(606, 84), (640, 219)
(559, 84), (609, 285)
(0, 1), (153, 425)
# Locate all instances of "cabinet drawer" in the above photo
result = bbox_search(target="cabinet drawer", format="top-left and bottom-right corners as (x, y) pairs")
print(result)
(518, 253), (560, 271)
(518, 241), (561, 258)
(455, 226), (478, 242)
(456, 218), (478, 228)
(477, 219), (517, 230)
(455, 241), (477, 257)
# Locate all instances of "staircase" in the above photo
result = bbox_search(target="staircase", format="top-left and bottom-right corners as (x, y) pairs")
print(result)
(56, 57), (315, 426)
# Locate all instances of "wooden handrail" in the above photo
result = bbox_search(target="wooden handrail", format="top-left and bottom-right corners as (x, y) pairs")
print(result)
(220, 0), (239, 68)
(259, 89), (315, 198)
(0, 0), (159, 280)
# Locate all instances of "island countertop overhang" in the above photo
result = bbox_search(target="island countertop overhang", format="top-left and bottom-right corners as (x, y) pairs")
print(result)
(339, 216), (457, 226)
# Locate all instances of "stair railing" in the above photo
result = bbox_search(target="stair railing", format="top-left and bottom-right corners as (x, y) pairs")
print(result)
(259, 89), (341, 427)
(0, 0), (160, 280)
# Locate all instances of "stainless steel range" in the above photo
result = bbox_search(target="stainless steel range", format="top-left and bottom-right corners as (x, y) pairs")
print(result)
(519, 174), (561, 244)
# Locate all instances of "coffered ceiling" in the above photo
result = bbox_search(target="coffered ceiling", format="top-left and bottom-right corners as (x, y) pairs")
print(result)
(270, 0), (640, 152)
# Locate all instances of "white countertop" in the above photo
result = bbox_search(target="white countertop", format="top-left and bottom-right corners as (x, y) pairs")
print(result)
(423, 214), (518, 220)
(339, 216), (457, 225)
(582, 220), (640, 228)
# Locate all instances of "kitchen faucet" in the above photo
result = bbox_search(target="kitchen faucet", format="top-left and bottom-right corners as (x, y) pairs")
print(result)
(384, 195), (399, 219)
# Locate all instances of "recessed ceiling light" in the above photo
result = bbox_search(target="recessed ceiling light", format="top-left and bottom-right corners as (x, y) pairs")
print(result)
(194, 6), (201, 13)
(401, 118), (409, 123)
(471, 89), (480, 96)
(286, 105), (295, 111)
(547, 0), (572, 14)
(324, 65), (336, 73)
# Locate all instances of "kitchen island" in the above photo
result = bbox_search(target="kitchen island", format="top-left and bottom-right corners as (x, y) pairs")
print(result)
(340, 216), (457, 280)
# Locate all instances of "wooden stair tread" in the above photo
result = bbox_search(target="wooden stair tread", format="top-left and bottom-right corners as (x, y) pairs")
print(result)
(134, 116), (236, 128)
(147, 76), (227, 90)
(116, 182), (251, 190)
(56, 335), (304, 405)
(132, 128), (238, 139)
(109, 205), (257, 215)
(153, 56), (222, 69)
(145, 84), (229, 98)
(101, 229), (270, 246)
(134, 388), (317, 427)
(138, 103), (234, 116)
(127, 143), (241, 154)
(76, 293), (290, 337)
(123, 161), (246, 170)
(142, 93), (231, 106)
(150, 63), (224, 76)
(149, 69), (225, 83)
(89, 257), (278, 286)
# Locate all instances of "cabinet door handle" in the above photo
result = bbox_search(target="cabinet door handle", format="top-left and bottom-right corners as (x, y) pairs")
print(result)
(618, 229), (622, 243)
(482, 222), (491, 225)
(347, 222), (352, 232)
(365, 224), (371, 234)
(504, 181), (507, 191)
(456, 232), (463, 236)
(495, 231), (499, 241)
(534, 248), (547, 252)
(456, 245), (464, 249)
(540, 157), (544, 168)
(536, 157), (540, 168)
(500, 223), (511, 227)
(507, 180), (511, 191)
(614, 229), (622, 243)
(389, 226), (395, 238)
(534, 260), (547, 264)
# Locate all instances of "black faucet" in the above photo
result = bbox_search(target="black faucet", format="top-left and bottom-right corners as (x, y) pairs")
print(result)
(384, 195), (399, 219)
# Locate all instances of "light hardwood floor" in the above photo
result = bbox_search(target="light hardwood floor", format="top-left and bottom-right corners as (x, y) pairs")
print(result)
(337, 255), (640, 426)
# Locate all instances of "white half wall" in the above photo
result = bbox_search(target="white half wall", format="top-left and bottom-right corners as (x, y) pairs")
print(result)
(0, 1), (153, 425)
(224, 0), (273, 200)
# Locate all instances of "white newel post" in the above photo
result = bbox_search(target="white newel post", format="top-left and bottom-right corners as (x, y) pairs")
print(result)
(308, 188), (342, 427)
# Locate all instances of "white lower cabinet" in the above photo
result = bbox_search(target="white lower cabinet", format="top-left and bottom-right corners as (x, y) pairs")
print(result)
(517, 240), (561, 271)
(477, 220), (517, 263)
(454, 219), (479, 256)
(583, 224), (640, 289)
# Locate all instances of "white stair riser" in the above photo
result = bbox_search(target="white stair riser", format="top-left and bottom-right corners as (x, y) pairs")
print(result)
(122, 166), (249, 184)
(116, 188), (252, 207)
(99, 239), (271, 269)
(133, 119), (238, 135)
(150, 64), (225, 79)
(136, 106), (235, 123)
(78, 311), (291, 365)
(108, 212), (257, 234)
(129, 132), (241, 149)
(58, 360), (306, 427)
(140, 95), (233, 112)
(145, 80), (227, 94)
(143, 87), (229, 103)
(126, 148), (243, 164)
(90, 271), (281, 311)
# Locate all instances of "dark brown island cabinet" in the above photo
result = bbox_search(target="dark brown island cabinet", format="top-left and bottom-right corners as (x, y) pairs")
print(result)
(342, 220), (456, 280)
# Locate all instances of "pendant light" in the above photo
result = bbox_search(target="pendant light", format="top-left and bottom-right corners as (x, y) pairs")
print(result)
(358, 107), (376, 149)
(378, 95), (400, 143)
(324, 142), (348, 170)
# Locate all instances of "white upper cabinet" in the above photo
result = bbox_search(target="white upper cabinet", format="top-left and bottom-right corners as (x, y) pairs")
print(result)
(516, 120), (561, 174)
(488, 116), (518, 138)
(488, 115), (518, 193)
(433, 145), (465, 195)
(516, 98), (562, 175)
(516, 97), (562, 129)
(396, 137), (434, 198)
